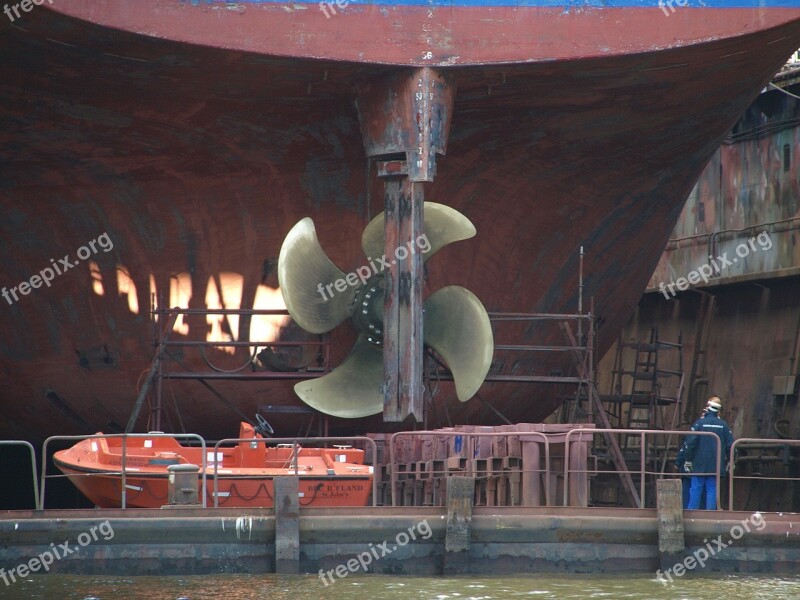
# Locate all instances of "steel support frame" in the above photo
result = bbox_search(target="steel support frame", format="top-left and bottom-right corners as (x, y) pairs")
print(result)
(355, 67), (455, 422)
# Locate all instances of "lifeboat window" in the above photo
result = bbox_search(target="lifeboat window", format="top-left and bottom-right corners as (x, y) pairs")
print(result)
(785, 144), (791, 172)
(144, 440), (153, 448)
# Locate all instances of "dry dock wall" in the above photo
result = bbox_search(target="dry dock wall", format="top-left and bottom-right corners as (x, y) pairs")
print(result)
(0, 507), (799, 577)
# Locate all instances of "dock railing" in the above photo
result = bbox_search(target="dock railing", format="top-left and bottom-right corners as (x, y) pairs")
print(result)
(40, 433), (207, 509)
(728, 438), (800, 511)
(31, 430), (800, 511)
(211, 436), (378, 508)
(563, 428), (721, 508)
(0, 440), (39, 510)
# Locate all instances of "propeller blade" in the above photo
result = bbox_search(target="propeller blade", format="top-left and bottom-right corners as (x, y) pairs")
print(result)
(424, 286), (494, 401)
(361, 202), (476, 264)
(278, 218), (356, 334)
(294, 335), (383, 418)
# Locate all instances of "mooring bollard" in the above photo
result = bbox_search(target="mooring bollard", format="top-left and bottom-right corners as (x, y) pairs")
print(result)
(444, 476), (474, 575)
(166, 464), (200, 506)
(274, 476), (300, 574)
(656, 478), (685, 570)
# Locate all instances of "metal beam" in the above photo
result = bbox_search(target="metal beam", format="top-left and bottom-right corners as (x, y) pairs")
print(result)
(356, 68), (455, 422)
(380, 165), (424, 422)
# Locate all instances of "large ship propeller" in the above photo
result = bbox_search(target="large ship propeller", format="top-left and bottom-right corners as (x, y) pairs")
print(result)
(278, 202), (493, 418)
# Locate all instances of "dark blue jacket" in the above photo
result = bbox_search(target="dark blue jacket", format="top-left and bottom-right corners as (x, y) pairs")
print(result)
(684, 412), (734, 475)
(674, 440), (688, 472)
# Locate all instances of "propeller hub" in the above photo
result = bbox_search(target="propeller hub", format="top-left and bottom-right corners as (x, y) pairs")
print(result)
(350, 276), (385, 345)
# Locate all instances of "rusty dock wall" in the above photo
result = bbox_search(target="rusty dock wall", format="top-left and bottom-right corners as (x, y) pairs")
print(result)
(1, 506), (799, 577)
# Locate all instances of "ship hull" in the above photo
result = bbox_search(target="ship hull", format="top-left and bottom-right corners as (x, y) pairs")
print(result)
(2, 7), (800, 439)
(49, 1), (800, 65)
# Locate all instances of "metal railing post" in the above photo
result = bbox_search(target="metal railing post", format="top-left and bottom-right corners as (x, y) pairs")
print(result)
(544, 434), (551, 505)
(40, 433), (206, 510)
(564, 430), (570, 507)
(0, 441), (39, 510)
(121, 434), (127, 510)
(640, 431), (646, 508)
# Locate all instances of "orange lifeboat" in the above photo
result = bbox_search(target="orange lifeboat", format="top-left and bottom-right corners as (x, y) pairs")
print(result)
(53, 422), (373, 508)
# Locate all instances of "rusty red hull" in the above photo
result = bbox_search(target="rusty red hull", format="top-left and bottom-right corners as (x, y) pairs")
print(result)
(1, 7), (800, 439)
(48, 2), (800, 66)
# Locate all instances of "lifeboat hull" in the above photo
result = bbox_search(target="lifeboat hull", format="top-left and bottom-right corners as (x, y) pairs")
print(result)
(52, 424), (374, 508)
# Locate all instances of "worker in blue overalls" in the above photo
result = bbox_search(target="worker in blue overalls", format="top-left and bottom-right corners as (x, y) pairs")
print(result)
(674, 405), (708, 508)
(684, 397), (734, 510)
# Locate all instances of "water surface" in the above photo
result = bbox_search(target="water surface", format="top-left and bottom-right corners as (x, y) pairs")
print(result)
(1, 574), (799, 600)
